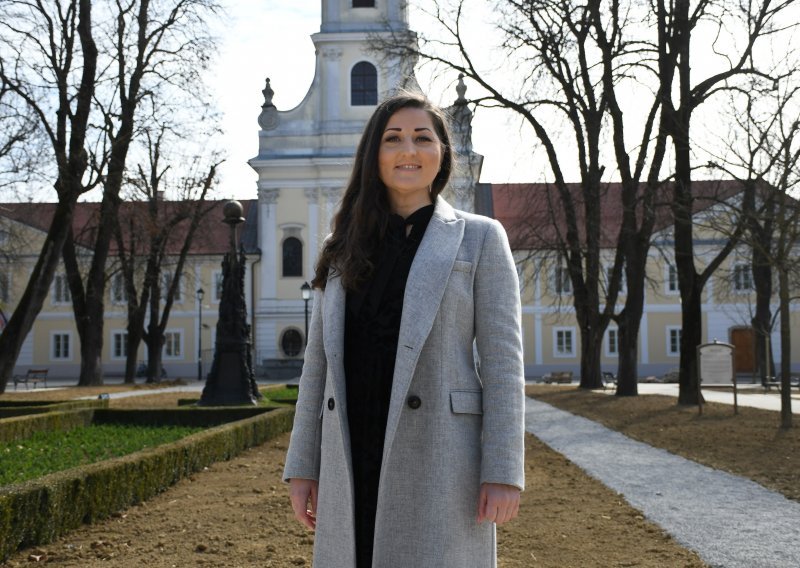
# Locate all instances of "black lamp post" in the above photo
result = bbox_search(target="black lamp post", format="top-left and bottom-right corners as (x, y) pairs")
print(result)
(301, 282), (311, 347)
(196, 287), (204, 382)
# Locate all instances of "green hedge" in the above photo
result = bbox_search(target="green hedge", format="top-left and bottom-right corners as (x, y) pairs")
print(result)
(0, 406), (294, 562)
(0, 399), (108, 420)
(0, 409), (96, 444)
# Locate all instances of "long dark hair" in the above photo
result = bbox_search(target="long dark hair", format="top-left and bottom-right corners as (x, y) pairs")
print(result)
(312, 93), (455, 291)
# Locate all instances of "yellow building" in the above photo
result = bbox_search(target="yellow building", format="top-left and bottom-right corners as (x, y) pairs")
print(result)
(1, 200), (257, 379)
(493, 182), (800, 378)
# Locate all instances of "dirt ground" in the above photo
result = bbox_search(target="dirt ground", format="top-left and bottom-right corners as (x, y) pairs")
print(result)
(5, 383), (779, 566)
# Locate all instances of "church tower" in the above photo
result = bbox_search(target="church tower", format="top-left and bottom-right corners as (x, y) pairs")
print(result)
(249, 0), (481, 368)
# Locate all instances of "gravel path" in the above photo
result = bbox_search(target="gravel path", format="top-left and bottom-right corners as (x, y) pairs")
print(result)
(525, 397), (800, 568)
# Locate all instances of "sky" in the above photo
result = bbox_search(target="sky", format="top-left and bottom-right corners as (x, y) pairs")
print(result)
(205, 1), (799, 201)
(207, 0), (538, 200)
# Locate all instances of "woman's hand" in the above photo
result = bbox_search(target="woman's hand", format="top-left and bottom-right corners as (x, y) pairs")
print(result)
(477, 482), (520, 525)
(289, 478), (319, 530)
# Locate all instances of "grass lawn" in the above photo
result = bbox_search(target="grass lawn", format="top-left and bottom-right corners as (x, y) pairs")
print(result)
(0, 424), (203, 486)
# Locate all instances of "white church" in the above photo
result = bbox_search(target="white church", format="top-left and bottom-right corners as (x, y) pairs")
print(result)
(247, 0), (483, 373)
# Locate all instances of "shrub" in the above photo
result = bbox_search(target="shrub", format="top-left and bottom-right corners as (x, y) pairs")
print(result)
(0, 406), (295, 561)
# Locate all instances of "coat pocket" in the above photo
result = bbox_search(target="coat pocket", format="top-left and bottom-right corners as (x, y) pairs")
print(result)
(450, 390), (483, 415)
(452, 260), (473, 273)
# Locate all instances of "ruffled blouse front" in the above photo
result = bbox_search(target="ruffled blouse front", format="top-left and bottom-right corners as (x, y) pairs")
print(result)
(343, 203), (435, 567)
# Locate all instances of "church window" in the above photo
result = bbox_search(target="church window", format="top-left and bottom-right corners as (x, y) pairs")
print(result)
(353, 0), (375, 7)
(283, 237), (303, 277)
(351, 61), (378, 106)
(281, 328), (303, 357)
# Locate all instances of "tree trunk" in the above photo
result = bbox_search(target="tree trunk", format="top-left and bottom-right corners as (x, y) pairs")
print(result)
(123, 304), (148, 384)
(779, 267), (792, 429)
(677, 287), (703, 405)
(616, 317), (639, 396)
(579, 322), (604, 389)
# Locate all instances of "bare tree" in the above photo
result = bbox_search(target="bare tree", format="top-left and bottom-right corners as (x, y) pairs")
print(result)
(0, 82), (40, 193)
(114, 124), (219, 384)
(0, 0), (99, 393)
(709, 72), (800, 427)
(655, 0), (798, 404)
(58, 0), (219, 386)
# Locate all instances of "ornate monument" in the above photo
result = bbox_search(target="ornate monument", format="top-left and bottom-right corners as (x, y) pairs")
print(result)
(198, 200), (260, 406)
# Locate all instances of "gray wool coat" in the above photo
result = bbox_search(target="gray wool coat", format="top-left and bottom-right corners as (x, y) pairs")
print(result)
(283, 197), (525, 568)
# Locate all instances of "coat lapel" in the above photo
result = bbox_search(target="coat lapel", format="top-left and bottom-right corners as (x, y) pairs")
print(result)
(382, 197), (465, 467)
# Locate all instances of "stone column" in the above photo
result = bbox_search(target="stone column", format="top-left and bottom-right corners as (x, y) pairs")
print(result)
(305, 187), (320, 279)
(321, 47), (342, 122)
(259, 187), (280, 299)
(323, 187), (341, 232)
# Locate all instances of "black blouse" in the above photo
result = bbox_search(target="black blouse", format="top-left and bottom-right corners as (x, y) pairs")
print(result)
(343, 203), (435, 566)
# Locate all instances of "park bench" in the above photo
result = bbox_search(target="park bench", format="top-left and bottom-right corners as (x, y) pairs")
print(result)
(602, 371), (617, 392)
(12, 368), (49, 390)
(543, 371), (573, 384)
(763, 373), (800, 392)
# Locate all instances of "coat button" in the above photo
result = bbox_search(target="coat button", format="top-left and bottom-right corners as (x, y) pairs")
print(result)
(407, 395), (421, 409)
(328, 397), (335, 410)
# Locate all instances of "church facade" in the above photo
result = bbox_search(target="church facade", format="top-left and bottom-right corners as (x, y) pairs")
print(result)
(248, 0), (482, 368)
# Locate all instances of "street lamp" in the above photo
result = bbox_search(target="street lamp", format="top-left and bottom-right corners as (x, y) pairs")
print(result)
(301, 282), (311, 348)
(197, 288), (204, 382)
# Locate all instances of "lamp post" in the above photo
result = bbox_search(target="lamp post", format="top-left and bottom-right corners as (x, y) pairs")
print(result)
(301, 282), (311, 347)
(197, 288), (204, 382)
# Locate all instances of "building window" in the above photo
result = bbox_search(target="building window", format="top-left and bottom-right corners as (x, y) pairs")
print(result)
(0, 272), (9, 303)
(606, 328), (619, 357)
(112, 331), (128, 359)
(111, 273), (127, 304)
(667, 264), (679, 293)
(554, 327), (575, 357)
(282, 237), (303, 277)
(351, 61), (378, 106)
(353, 0), (374, 6)
(53, 273), (71, 304)
(213, 271), (223, 302)
(163, 330), (183, 359)
(161, 272), (182, 303)
(733, 264), (753, 291)
(553, 265), (572, 295)
(280, 328), (303, 357)
(667, 326), (681, 356)
(52, 332), (71, 360)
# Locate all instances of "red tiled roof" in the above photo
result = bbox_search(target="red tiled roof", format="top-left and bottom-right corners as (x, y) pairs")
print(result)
(491, 180), (745, 250)
(0, 199), (256, 255)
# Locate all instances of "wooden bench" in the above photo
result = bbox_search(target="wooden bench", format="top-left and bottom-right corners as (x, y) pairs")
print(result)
(543, 371), (573, 384)
(12, 369), (49, 390)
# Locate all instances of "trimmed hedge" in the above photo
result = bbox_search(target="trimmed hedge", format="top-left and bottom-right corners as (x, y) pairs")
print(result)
(0, 409), (96, 444)
(0, 406), (295, 561)
(0, 398), (108, 420)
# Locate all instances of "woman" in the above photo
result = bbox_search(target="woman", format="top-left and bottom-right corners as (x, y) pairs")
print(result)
(284, 93), (525, 568)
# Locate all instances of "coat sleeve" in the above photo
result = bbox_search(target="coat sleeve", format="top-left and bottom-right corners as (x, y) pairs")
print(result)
(474, 219), (525, 491)
(283, 287), (327, 482)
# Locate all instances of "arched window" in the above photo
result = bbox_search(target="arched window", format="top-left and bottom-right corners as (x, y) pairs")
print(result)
(351, 61), (378, 106)
(353, 0), (374, 6)
(281, 328), (303, 357)
(282, 237), (303, 277)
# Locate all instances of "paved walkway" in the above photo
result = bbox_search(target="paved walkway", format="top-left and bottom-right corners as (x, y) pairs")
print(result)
(634, 383), (799, 413)
(526, 397), (800, 568)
